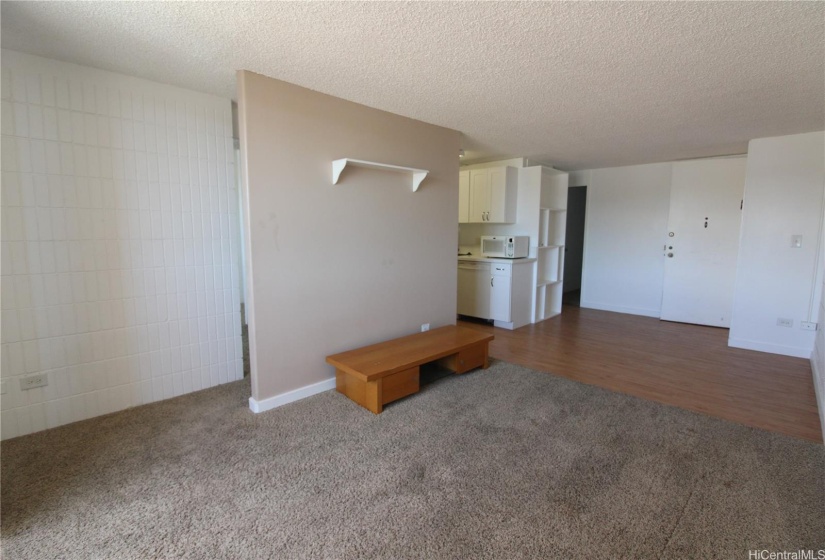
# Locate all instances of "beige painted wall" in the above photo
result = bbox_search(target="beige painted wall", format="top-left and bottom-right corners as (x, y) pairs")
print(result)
(236, 71), (460, 403)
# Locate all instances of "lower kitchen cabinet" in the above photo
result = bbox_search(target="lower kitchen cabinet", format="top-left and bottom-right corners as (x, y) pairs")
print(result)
(490, 264), (512, 322)
(457, 259), (534, 330)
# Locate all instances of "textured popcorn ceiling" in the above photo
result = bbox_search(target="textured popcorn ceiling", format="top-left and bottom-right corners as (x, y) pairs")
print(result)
(2, 1), (823, 169)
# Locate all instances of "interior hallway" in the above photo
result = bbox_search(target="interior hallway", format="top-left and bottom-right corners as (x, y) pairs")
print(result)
(460, 306), (823, 443)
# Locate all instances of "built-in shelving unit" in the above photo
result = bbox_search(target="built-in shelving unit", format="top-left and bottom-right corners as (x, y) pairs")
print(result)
(533, 169), (569, 323)
(331, 158), (429, 192)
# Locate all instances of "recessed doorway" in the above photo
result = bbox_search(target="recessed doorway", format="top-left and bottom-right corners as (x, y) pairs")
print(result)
(563, 186), (587, 306)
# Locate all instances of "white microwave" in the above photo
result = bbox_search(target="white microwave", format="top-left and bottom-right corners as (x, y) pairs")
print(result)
(480, 236), (529, 258)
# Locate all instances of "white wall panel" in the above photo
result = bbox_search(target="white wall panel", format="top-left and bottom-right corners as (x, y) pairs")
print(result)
(1, 51), (243, 440)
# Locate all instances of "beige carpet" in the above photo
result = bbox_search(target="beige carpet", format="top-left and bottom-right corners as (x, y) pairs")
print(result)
(2, 360), (823, 559)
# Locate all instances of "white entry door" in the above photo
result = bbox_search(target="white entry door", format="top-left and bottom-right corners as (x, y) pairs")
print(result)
(660, 158), (747, 327)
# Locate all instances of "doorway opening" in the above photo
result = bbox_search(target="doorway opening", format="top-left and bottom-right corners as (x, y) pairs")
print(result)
(563, 186), (587, 306)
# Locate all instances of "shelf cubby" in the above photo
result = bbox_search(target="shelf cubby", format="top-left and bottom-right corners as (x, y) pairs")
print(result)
(534, 287), (546, 323)
(538, 207), (567, 247)
(536, 245), (562, 286)
(538, 208), (550, 247)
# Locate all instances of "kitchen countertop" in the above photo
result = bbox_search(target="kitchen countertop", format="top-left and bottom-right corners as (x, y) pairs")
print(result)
(457, 254), (537, 264)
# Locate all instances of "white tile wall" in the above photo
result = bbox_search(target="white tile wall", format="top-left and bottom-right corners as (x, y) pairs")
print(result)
(813, 278), (825, 442)
(1, 51), (243, 440)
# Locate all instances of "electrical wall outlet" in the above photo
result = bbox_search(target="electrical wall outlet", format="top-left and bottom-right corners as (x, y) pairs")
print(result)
(421, 323), (430, 332)
(801, 321), (818, 331)
(20, 374), (48, 391)
(776, 318), (793, 328)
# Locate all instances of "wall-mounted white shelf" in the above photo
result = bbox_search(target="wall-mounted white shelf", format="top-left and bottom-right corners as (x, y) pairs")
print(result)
(331, 159), (429, 192)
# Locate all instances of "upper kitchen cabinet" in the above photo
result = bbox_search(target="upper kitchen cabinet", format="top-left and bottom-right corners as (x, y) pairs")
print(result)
(458, 166), (518, 223)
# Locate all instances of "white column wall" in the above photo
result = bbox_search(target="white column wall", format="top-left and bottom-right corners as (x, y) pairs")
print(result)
(0, 51), (243, 439)
(728, 132), (825, 358)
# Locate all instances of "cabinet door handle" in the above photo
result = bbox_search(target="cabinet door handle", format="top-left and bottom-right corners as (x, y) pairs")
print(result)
(491, 277), (494, 287)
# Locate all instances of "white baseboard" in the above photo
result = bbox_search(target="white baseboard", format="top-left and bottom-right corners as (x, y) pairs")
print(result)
(248, 377), (336, 414)
(811, 352), (825, 444)
(579, 300), (661, 318)
(727, 337), (812, 359)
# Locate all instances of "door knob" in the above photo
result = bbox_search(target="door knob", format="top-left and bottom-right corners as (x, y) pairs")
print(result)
(667, 252), (674, 258)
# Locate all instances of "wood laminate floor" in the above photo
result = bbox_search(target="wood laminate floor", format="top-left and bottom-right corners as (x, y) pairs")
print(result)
(459, 306), (823, 443)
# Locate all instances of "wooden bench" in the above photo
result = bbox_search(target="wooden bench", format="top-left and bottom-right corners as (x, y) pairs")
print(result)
(326, 325), (494, 413)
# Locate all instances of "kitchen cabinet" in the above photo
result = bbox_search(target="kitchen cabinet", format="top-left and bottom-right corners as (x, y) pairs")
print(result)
(458, 166), (517, 223)
(490, 264), (512, 322)
(457, 259), (534, 329)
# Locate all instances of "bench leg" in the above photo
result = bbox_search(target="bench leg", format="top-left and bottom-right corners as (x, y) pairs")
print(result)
(365, 380), (383, 414)
(336, 369), (383, 414)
